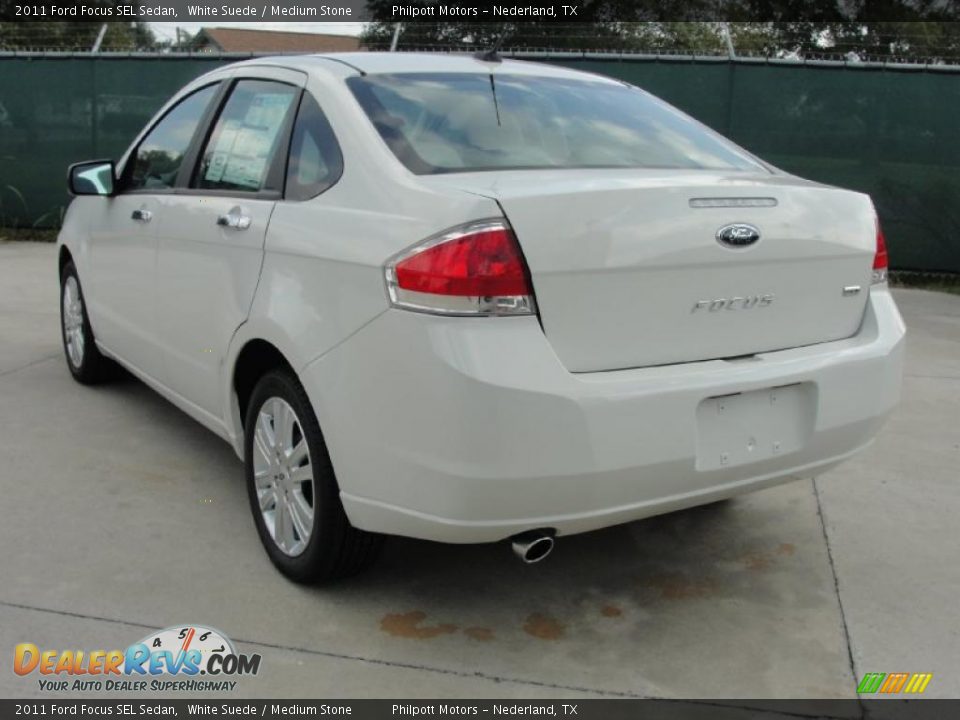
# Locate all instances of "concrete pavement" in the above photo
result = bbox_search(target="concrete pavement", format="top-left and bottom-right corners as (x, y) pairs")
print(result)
(0, 241), (957, 700)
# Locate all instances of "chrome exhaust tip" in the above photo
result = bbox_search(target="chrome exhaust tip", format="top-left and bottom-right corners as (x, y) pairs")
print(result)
(511, 529), (556, 564)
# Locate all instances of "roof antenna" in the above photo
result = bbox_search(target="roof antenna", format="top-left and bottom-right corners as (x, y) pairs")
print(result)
(475, 27), (508, 63)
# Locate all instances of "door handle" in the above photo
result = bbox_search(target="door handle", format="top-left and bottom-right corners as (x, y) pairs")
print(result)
(131, 208), (152, 223)
(216, 213), (251, 230)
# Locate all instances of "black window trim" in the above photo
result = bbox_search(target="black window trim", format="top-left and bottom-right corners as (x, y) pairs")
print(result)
(117, 81), (225, 197)
(280, 90), (345, 202)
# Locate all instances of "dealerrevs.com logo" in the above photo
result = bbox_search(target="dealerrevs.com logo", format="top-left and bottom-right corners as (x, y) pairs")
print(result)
(14, 625), (261, 692)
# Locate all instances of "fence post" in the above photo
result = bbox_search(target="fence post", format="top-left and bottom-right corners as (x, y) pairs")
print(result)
(91, 24), (108, 54)
(90, 57), (99, 157)
(724, 59), (737, 139)
(721, 23), (736, 59)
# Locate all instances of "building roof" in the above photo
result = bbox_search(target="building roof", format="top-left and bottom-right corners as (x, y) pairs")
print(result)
(194, 28), (361, 54)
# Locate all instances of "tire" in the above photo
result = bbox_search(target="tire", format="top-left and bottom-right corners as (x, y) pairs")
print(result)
(60, 260), (113, 384)
(244, 368), (382, 583)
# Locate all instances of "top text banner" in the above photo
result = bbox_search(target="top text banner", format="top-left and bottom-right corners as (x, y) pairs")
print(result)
(11, 0), (603, 23)
(21, 0), (936, 22)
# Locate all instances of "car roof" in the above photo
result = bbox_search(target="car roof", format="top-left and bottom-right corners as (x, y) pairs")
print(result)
(229, 52), (622, 84)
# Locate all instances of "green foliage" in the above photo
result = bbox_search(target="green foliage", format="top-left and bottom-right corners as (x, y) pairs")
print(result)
(0, 226), (58, 241)
(363, 5), (960, 61)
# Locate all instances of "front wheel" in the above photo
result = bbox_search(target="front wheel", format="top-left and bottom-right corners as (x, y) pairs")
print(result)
(60, 261), (112, 384)
(244, 369), (382, 583)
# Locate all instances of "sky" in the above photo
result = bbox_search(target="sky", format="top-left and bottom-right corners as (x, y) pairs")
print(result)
(149, 22), (367, 44)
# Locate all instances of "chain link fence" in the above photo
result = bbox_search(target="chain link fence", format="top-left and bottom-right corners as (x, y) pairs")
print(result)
(0, 51), (957, 272)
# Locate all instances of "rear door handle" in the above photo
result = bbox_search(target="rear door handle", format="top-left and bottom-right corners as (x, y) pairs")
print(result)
(131, 208), (152, 223)
(216, 213), (251, 230)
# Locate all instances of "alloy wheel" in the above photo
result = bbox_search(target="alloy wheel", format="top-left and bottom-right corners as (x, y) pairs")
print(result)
(62, 276), (85, 369)
(252, 397), (315, 557)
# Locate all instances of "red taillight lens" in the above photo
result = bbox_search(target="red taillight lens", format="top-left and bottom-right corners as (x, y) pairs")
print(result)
(396, 227), (530, 297)
(873, 218), (889, 283)
(387, 221), (536, 316)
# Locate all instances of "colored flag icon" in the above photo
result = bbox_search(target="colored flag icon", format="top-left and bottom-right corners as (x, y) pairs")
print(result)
(857, 672), (932, 694)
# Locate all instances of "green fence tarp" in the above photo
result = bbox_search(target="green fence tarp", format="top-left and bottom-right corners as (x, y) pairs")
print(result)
(0, 56), (233, 228)
(1, 54), (958, 272)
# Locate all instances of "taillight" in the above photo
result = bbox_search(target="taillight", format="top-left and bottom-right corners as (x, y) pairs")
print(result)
(873, 218), (889, 284)
(385, 220), (536, 316)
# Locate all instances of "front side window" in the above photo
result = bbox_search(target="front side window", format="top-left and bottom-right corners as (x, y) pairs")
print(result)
(347, 73), (764, 175)
(285, 93), (343, 201)
(193, 80), (299, 193)
(126, 84), (219, 192)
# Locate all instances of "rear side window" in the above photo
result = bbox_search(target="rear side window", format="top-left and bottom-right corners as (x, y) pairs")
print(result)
(193, 80), (299, 193)
(127, 84), (219, 191)
(285, 93), (343, 201)
(347, 73), (764, 175)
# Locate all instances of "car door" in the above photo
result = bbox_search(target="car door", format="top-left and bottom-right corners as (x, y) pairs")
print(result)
(85, 82), (222, 380)
(154, 69), (306, 418)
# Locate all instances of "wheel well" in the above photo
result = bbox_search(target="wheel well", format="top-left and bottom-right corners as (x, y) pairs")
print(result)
(58, 246), (73, 278)
(233, 340), (292, 427)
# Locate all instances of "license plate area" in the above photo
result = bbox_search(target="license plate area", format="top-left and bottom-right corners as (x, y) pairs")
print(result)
(695, 383), (816, 471)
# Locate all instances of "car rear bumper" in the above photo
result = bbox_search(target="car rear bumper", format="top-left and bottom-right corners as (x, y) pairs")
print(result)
(301, 287), (905, 543)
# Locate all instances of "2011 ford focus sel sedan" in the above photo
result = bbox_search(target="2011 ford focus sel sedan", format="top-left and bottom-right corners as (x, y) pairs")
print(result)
(58, 53), (905, 582)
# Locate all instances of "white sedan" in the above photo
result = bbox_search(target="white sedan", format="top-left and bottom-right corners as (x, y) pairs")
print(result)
(58, 53), (904, 582)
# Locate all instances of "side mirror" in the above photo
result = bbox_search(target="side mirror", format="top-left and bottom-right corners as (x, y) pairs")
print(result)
(68, 160), (116, 196)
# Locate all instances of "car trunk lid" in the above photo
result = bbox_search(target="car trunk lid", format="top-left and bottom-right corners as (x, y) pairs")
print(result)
(421, 169), (876, 372)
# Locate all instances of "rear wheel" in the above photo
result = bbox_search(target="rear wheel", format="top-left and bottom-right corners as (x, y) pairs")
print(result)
(244, 369), (382, 583)
(60, 261), (112, 384)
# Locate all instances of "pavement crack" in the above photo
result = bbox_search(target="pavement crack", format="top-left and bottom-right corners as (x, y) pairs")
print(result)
(0, 353), (60, 378)
(812, 478), (867, 720)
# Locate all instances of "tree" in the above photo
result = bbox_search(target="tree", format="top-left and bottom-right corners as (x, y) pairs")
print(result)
(362, 1), (960, 60)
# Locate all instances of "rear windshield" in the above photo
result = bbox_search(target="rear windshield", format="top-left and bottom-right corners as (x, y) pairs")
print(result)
(347, 73), (764, 175)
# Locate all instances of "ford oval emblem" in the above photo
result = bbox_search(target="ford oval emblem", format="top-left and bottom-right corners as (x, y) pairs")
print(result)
(716, 223), (761, 249)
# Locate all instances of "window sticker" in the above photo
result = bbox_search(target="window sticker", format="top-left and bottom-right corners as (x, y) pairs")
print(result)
(204, 119), (241, 183)
(221, 156), (268, 190)
(245, 93), (295, 129)
(203, 92), (294, 190)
